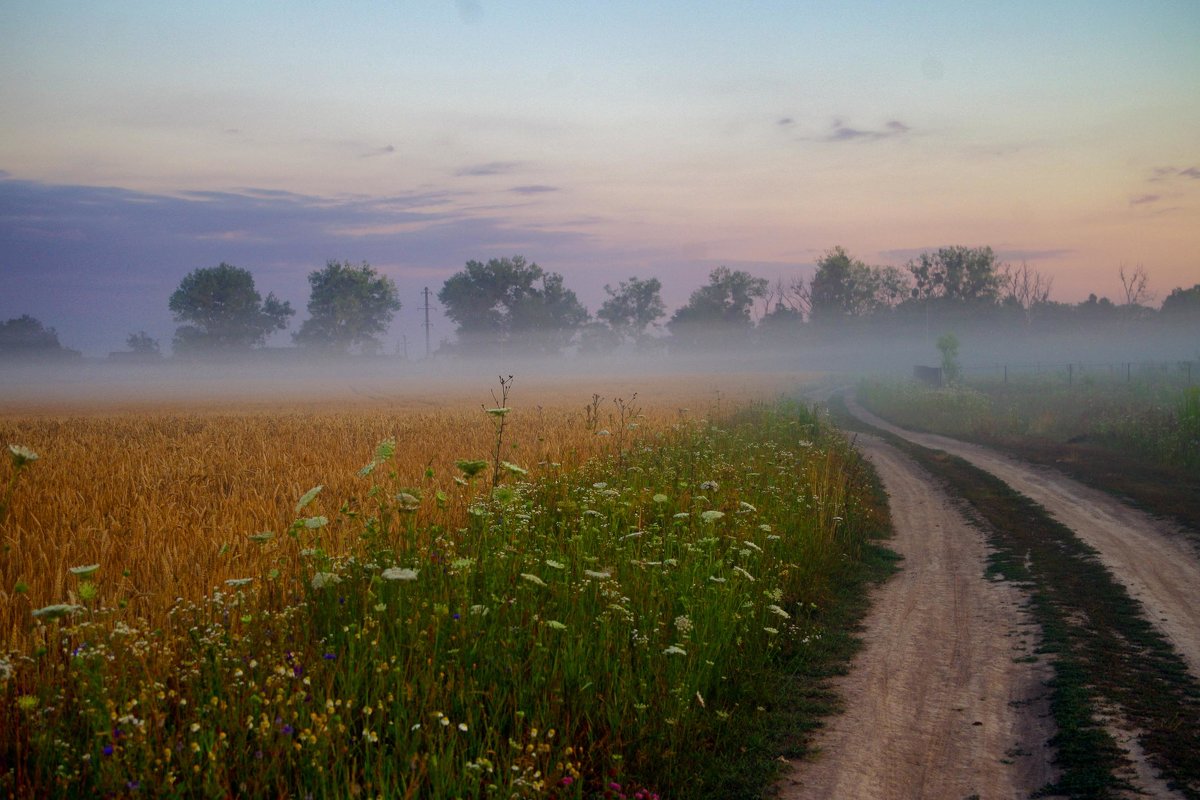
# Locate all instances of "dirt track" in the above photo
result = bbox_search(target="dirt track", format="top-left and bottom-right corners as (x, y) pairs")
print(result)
(779, 432), (1058, 799)
(846, 397), (1200, 679)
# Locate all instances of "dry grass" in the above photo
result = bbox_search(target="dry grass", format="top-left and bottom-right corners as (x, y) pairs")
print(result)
(0, 371), (802, 648)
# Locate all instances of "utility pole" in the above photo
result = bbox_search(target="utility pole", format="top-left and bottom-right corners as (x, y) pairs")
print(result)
(421, 287), (433, 358)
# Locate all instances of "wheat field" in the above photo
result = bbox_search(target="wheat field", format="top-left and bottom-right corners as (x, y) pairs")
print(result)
(0, 370), (802, 649)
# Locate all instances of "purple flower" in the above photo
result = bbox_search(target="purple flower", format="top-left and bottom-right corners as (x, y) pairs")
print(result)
(102, 744), (114, 756)
(323, 652), (336, 660)
(282, 724), (295, 736)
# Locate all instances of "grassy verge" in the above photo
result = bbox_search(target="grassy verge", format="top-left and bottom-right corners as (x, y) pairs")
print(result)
(1, 399), (892, 799)
(832, 394), (1200, 799)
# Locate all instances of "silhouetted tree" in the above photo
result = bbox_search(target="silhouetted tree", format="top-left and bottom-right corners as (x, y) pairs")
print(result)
(596, 276), (666, 348)
(126, 331), (161, 354)
(437, 256), (588, 354)
(667, 266), (768, 347)
(1161, 284), (1200, 316)
(294, 260), (400, 354)
(169, 263), (294, 354)
(907, 246), (1002, 304)
(808, 247), (908, 324)
(0, 315), (80, 360)
(999, 262), (1054, 325)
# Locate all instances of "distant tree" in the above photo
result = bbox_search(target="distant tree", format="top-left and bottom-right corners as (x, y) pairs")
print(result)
(293, 260), (401, 354)
(667, 266), (768, 347)
(936, 332), (961, 384)
(126, 331), (161, 354)
(807, 247), (909, 324)
(1118, 263), (1154, 307)
(907, 246), (1002, 304)
(999, 262), (1054, 325)
(169, 263), (294, 354)
(596, 276), (666, 348)
(1161, 284), (1200, 316)
(437, 256), (588, 354)
(0, 315), (80, 360)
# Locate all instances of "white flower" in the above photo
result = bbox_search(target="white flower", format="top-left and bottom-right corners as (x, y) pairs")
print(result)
(709, 576), (727, 583)
(310, 572), (342, 589)
(381, 567), (418, 581)
(544, 559), (565, 570)
(674, 615), (693, 634)
(583, 569), (611, 579)
(294, 485), (323, 514)
(738, 501), (757, 513)
(32, 604), (82, 620)
(596, 429), (611, 436)
(700, 480), (719, 491)
(520, 573), (547, 587)
(663, 645), (687, 656)
(652, 493), (669, 504)
(7, 445), (38, 466)
(767, 604), (791, 619)
(224, 578), (253, 587)
(68, 564), (100, 577)
(700, 510), (725, 523)
(545, 620), (567, 630)
(303, 516), (328, 529)
(733, 566), (756, 582)
(764, 626), (780, 635)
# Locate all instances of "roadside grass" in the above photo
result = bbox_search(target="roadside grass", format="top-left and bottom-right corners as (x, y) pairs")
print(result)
(1, 397), (892, 799)
(857, 377), (1200, 537)
(833, 394), (1200, 799)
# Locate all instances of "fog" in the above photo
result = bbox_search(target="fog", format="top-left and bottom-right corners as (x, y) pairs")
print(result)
(3, 314), (1196, 413)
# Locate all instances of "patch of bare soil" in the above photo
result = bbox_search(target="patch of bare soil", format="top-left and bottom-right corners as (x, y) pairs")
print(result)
(846, 396), (1200, 680)
(779, 433), (1058, 799)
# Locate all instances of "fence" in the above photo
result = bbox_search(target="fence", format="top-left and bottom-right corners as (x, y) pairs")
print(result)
(960, 360), (1198, 386)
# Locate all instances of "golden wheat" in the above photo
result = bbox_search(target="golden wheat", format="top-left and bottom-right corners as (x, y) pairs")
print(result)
(0, 372), (804, 648)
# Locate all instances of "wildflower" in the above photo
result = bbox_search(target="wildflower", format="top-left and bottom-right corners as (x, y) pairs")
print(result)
(700, 480), (719, 491)
(455, 459), (489, 478)
(764, 626), (780, 635)
(16, 695), (37, 711)
(652, 493), (669, 504)
(7, 444), (38, 466)
(674, 615), (693, 634)
(395, 493), (421, 512)
(767, 604), (791, 619)
(544, 559), (565, 570)
(592, 482), (608, 489)
(485, 407), (510, 416)
(382, 567), (418, 581)
(708, 576), (727, 583)
(738, 501), (757, 513)
(733, 566), (756, 582)
(758, 524), (772, 533)
(68, 564), (100, 577)
(700, 510), (724, 523)
(294, 485), (323, 514)
(663, 645), (687, 656)
(32, 603), (82, 620)
(545, 620), (567, 630)
(520, 573), (547, 587)
(672, 512), (690, 519)
(595, 429), (611, 436)
(500, 461), (527, 476)
(458, 722), (469, 731)
(583, 569), (611, 579)
(310, 572), (341, 590)
(248, 532), (274, 543)
(302, 516), (328, 529)
(225, 578), (253, 587)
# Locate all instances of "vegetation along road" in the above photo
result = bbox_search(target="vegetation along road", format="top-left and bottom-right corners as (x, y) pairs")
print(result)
(783, 392), (1200, 799)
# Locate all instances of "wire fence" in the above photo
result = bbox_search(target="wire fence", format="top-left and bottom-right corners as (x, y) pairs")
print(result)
(960, 360), (1198, 386)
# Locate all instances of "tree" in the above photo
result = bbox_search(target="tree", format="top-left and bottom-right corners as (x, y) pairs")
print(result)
(596, 276), (666, 348)
(293, 260), (401, 354)
(169, 263), (294, 354)
(907, 246), (1002, 304)
(936, 332), (961, 384)
(0, 315), (80, 360)
(667, 266), (768, 346)
(999, 261), (1054, 325)
(437, 256), (588, 354)
(807, 246), (909, 323)
(126, 331), (161, 354)
(1161, 284), (1200, 316)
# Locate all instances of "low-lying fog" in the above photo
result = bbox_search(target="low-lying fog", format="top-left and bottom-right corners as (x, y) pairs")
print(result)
(3, 320), (1196, 411)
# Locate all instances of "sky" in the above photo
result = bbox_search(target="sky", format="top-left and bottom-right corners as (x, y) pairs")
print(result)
(1, 0), (1198, 356)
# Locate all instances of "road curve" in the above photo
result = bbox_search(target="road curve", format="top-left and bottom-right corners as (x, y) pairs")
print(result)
(844, 396), (1200, 680)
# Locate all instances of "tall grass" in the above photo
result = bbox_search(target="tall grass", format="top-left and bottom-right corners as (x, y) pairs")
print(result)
(858, 375), (1200, 471)
(1, 388), (876, 798)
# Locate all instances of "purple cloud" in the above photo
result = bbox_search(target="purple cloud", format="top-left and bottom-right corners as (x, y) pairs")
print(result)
(821, 118), (911, 143)
(456, 161), (524, 177)
(509, 185), (560, 195)
(1130, 193), (1161, 205)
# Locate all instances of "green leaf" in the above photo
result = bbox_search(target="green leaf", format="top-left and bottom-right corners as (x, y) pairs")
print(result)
(295, 485), (323, 514)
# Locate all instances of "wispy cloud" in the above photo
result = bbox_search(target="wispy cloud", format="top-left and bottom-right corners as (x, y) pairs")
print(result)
(1130, 193), (1161, 206)
(819, 118), (911, 143)
(1149, 165), (1200, 182)
(360, 144), (396, 159)
(878, 246), (1073, 263)
(509, 185), (559, 195)
(456, 161), (524, 177)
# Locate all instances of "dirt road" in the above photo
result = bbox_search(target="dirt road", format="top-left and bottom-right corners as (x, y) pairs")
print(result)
(845, 397), (1200, 680)
(779, 432), (1058, 799)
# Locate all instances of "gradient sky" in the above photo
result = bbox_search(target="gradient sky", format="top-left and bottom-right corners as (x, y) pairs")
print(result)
(2, 1), (1198, 356)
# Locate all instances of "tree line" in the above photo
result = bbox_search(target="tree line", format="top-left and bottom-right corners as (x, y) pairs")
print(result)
(3, 247), (1199, 360)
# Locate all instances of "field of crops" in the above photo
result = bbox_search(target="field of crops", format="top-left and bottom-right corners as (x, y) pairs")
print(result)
(0, 372), (888, 798)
